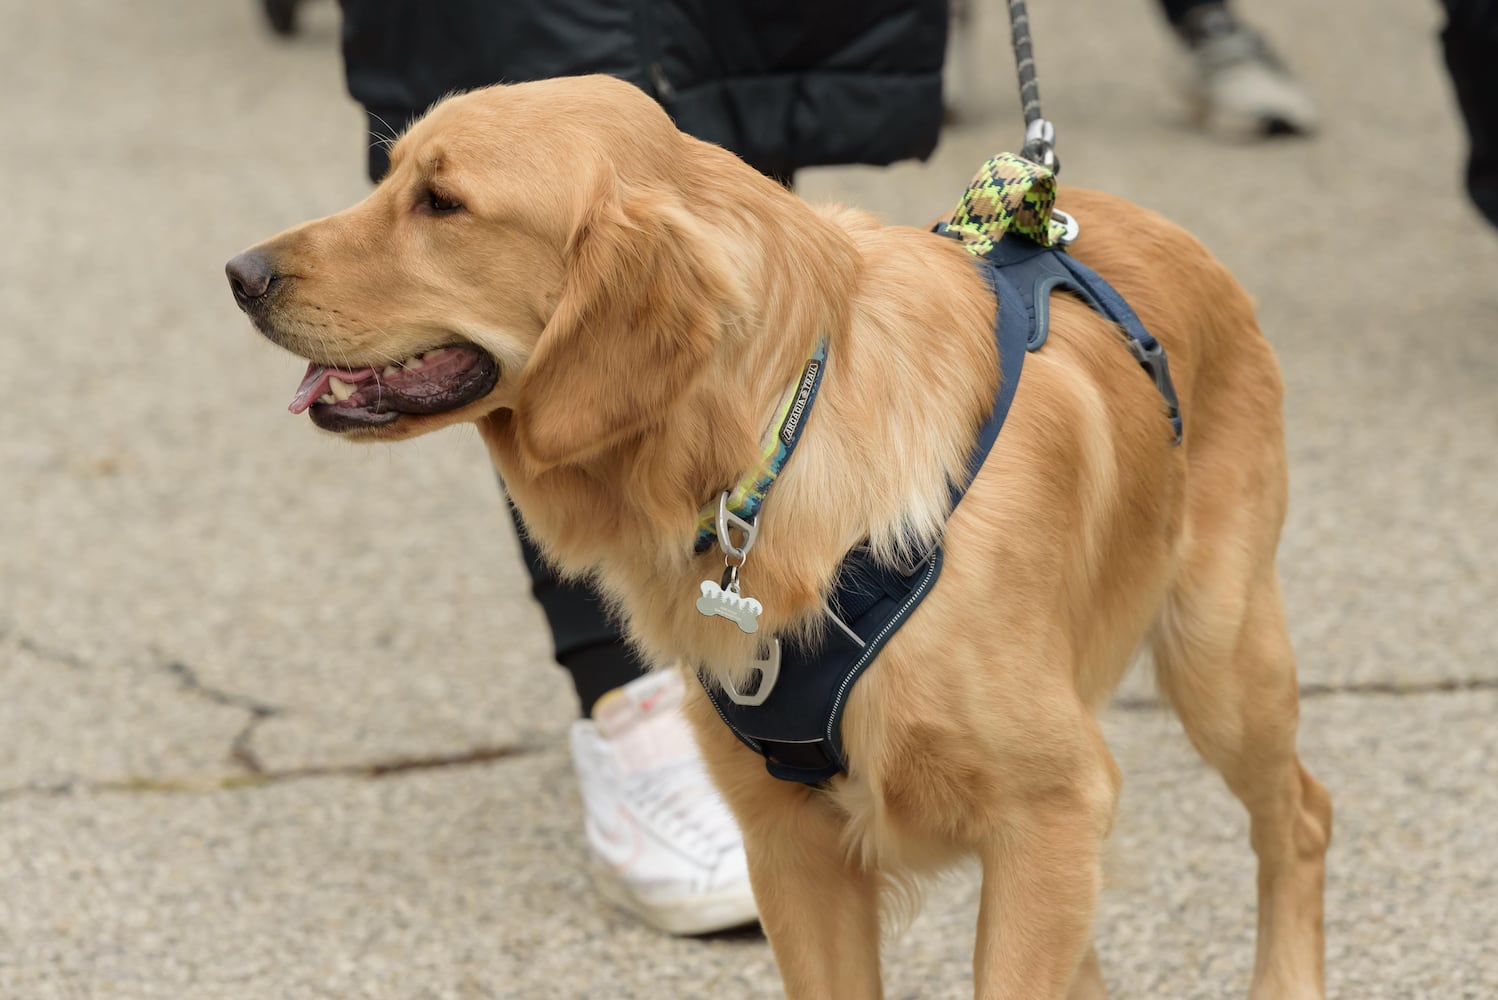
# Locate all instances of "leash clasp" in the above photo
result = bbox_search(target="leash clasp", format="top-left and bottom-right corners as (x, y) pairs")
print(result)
(1022, 117), (1058, 172)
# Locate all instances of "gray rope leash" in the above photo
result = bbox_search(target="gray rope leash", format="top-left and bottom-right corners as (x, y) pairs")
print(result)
(1006, 0), (1058, 172)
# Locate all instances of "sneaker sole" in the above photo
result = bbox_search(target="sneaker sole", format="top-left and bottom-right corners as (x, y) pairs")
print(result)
(1187, 92), (1317, 140)
(589, 865), (760, 936)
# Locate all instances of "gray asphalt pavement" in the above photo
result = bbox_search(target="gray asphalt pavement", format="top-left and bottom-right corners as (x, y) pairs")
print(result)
(2, 1), (1495, 998)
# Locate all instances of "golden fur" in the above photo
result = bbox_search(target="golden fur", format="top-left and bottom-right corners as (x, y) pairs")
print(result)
(233, 75), (1331, 999)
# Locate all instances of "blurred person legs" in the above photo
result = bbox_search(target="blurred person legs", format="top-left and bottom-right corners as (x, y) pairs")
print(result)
(1441, 0), (1498, 228)
(513, 521), (644, 719)
(514, 519), (757, 934)
(1162, 0), (1318, 136)
(260, 0), (301, 36)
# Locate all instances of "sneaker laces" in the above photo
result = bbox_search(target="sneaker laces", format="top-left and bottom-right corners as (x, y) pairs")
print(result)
(623, 755), (741, 864)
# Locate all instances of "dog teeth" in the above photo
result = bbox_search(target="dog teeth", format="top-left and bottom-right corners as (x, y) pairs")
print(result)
(328, 377), (356, 402)
(382, 365), (399, 377)
(318, 393), (336, 405)
(405, 355), (425, 371)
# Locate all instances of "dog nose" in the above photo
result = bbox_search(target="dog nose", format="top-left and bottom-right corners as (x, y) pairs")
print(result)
(226, 251), (277, 305)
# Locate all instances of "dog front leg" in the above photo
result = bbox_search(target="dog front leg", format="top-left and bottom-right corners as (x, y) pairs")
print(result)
(972, 740), (1119, 1000)
(741, 785), (883, 1000)
(684, 681), (883, 999)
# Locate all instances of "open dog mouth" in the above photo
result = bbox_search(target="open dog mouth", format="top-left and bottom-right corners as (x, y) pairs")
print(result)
(289, 344), (500, 431)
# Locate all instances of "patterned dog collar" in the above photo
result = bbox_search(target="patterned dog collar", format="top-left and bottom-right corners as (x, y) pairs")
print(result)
(693, 339), (828, 555)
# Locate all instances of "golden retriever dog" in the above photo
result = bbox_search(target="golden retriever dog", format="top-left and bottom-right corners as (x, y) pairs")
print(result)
(227, 75), (1330, 998)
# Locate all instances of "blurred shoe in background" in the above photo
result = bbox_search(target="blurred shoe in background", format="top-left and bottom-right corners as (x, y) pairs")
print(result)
(1177, 3), (1318, 137)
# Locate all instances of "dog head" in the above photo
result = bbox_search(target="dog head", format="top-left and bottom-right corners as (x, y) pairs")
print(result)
(226, 75), (747, 467)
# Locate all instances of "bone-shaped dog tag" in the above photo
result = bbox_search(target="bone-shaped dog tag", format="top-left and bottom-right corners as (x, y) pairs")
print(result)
(695, 579), (762, 634)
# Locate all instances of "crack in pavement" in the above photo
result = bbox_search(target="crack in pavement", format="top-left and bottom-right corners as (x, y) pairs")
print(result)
(9, 626), (1488, 804)
(159, 659), (281, 774)
(5, 673), (1493, 803)
(0, 781), (76, 805)
(5, 626), (289, 778)
(0, 628), (538, 805)
(4, 625), (92, 672)
(0, 743), (537, 804)
(1112, 674), (1498, 712)
(6, 624), (285, 766)
(104, 741), (536, 793)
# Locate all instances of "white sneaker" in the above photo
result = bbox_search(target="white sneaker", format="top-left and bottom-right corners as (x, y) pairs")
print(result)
(568, 669), (759, 935)
(1181, 9), (1318, 138)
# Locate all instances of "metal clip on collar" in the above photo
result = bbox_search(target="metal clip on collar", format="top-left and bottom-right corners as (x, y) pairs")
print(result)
(715, 491), (758, 564)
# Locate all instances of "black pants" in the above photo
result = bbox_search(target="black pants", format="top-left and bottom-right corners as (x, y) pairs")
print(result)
(1158, 0), (1219, 26)
(510, 507), (649, 716)
(1442, 0), (1498, 228)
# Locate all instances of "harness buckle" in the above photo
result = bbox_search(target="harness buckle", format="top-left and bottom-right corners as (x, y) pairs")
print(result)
(1126, 337), (1183, 444)
(715, 492), (758, 564)
(1127, 335), (1162, 366)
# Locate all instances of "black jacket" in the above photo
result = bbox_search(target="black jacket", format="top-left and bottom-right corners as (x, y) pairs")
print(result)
(341, 0), (949, 182)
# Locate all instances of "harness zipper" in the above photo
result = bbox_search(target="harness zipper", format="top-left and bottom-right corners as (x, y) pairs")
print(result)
(824, 553), (942, 765)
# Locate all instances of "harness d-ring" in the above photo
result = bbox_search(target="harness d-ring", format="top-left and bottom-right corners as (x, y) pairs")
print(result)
(722, 638), (781, 707)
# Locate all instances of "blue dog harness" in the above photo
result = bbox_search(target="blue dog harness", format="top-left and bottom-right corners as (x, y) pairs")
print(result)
(695, 154), (1181, 785)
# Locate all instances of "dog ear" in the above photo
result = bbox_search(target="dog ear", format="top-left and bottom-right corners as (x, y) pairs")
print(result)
(515, 185), (738, 469)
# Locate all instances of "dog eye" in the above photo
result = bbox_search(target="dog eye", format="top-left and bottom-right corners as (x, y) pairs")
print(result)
(424, 189), (462, 214)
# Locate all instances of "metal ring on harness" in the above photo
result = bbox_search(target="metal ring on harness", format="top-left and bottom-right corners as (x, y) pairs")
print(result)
(722, 638), (782, 707)
(1051, 208), (1079, 245)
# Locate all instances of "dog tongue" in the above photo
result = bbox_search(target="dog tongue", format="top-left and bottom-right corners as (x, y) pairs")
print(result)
(288, 362), (375, 414)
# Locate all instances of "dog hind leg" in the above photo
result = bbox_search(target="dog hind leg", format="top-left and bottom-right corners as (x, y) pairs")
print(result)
(1154, 569), (1331, 1000)
(1066, 945), (1108, 999)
